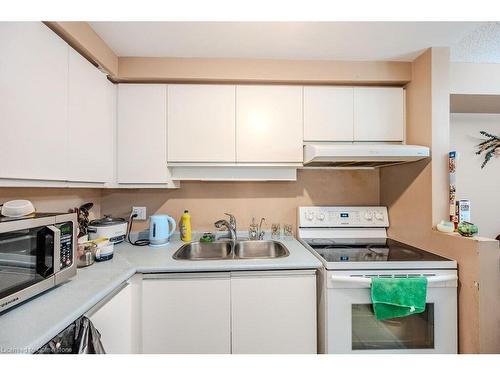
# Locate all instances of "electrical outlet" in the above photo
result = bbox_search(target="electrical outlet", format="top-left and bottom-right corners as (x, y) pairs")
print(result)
(132, 206), (147, 220)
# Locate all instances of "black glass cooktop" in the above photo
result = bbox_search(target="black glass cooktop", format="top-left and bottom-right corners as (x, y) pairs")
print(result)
(308, 238), (450, 262)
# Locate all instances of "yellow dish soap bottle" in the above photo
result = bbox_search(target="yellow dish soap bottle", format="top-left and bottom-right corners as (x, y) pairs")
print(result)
(180, 210), (192, 242)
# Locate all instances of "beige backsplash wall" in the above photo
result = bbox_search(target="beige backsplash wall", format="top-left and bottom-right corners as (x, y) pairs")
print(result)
(0, 170), (378, 231)
(0, 188), (101, 218)
(101, 169), (380, 232)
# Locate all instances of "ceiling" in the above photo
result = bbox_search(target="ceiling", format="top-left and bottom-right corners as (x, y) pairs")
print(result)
(450, 22), (500, 63)
(89, 22), (496, 62)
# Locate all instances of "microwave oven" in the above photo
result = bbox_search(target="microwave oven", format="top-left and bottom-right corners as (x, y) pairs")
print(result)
(0, 213), (77, 313)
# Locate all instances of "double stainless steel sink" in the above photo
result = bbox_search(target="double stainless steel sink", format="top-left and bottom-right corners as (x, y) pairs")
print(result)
(173, 240), (289, 260)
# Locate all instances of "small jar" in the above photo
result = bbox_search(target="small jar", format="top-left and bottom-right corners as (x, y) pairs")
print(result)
(77, 242), (97, 268)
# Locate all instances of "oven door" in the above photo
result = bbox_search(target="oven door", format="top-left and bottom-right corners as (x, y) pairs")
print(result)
(326, 270), (457, 354)
(0, 219), (60, 312)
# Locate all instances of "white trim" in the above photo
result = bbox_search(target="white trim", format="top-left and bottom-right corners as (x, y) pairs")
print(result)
(168, 162), (302, 167)
(170, 165), (298, 181)
(450, 62), (500, 95)
(303, 143), (430, 166)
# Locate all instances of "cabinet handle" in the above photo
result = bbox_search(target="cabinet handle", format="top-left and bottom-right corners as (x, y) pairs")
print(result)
(331, 274), (457, 286)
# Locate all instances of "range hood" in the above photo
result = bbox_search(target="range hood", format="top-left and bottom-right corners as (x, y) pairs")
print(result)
(303, 144), (430, 168)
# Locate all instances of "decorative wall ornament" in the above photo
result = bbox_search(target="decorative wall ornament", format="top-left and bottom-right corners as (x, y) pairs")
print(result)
(475, 131), (500, 168)
(448, 151), (458, 227)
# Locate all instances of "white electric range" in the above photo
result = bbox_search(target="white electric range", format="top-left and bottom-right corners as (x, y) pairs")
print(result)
(298, 206), (458, 354)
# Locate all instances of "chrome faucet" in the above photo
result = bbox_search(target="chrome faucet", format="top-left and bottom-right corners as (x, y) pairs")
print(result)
(214, 213), (237, 241)
(249, 217), (266, 240)
(258, 217), (265, 240)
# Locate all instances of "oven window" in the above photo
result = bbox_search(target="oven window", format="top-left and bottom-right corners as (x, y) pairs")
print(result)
(352, 303), (434, 350)
(0, 226), (55, 301)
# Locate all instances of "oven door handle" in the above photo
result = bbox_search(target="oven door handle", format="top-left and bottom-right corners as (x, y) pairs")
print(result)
(331, 275), (458, 286)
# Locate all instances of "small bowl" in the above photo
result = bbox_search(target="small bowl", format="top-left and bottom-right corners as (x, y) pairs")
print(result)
(1, 200), (35, 217)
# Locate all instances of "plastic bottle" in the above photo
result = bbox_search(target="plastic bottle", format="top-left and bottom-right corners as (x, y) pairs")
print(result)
(180, 210), (192, 242)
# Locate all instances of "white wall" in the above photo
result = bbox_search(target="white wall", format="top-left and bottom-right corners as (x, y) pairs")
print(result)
(450, 113), (500, 239)
(450, 63), (500, 95)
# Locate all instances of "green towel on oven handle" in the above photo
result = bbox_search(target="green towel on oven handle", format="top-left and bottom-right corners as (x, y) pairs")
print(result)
(370, 276), (428, 320)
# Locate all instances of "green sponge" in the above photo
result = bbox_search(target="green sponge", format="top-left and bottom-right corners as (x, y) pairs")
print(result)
(199, 232), (215, 242)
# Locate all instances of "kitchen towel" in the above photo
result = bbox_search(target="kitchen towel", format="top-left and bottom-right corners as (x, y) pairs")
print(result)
(371, 276), (428, 320)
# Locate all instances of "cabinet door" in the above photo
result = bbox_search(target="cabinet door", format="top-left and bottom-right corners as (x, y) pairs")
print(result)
(117, 84), (168, 183)
(304, 86), (354, 141)
(353, 87), (405, 141)
(0, 22), (68, 181)
(167, 85), (236, 162)
(236, 86), (303, 162)
(142, 273), (231, 354)
(231, 271), (317, 354)
(87, 283), (134, 354)
(67, 48), (113, 183)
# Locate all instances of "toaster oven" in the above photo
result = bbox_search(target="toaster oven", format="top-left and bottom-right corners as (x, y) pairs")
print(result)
(0, 213), (77, 313)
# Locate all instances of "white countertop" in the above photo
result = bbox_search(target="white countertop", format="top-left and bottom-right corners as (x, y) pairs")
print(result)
(0, 235), (321, 353)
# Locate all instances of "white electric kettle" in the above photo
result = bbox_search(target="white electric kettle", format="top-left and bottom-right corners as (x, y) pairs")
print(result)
(149, 215), (176, 246)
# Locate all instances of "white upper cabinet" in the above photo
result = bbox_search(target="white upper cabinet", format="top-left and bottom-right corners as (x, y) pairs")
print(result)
(0, 22), (69, 181)
(304, 87), (354, 142)
(167, 85), (236, 163)
(117, 84), (169, 184)
(0, 21), (407, 188)
(304, 86), (405, 143)
(353, 87), (405, 141)
(67, 48), (114, 183)
(236, 86), (303, 163)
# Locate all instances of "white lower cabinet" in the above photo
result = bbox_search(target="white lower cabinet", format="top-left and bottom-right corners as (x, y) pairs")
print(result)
(141, 273), (232, 354)
(230, 270), (317, 354)
(86, 282), (136, 354)
(83, 270), (316, 354)
(140, 270), (317, 354)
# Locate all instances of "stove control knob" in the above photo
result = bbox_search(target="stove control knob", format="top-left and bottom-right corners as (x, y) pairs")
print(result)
(316, 212), (325, 221)
(364, 211), (373, 221)
(306, 211), (315, 221)
(375, 211), (384, 221)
